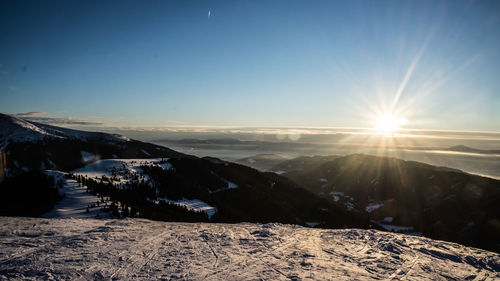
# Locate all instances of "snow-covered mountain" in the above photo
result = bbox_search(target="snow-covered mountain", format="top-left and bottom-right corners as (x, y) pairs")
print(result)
(0, 113), (188, 173)
(0, 217), (498, 280)
(2, 113), (499, 256)
(0, 113), (127, 148)
(0, 113), (367, 229)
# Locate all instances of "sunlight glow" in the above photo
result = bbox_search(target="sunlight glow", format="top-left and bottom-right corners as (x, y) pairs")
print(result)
(376, 114), (408, 134)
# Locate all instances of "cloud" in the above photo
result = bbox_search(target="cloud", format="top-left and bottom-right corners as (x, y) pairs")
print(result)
(15, 111), (48, 117)
(21, 116), (103, 126)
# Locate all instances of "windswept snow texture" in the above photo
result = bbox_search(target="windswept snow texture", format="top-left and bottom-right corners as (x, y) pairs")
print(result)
(0, 218), (499, 280)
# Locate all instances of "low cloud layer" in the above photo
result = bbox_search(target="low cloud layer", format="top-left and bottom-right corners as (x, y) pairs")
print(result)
(15, 111), (47, 117)
(21, 116), (103, 126)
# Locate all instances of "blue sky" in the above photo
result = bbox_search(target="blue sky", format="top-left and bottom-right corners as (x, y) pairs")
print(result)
(1, 0), (499, 131)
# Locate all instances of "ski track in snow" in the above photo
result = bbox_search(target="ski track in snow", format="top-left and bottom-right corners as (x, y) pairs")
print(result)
(0, 217), (499, 280)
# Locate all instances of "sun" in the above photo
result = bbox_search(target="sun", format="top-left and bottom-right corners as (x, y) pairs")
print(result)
(375, 114), (407, 134)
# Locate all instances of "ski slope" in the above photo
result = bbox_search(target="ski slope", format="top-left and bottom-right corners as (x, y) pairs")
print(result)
(0, 217), (498, 280)
(42, 171), (105, 219)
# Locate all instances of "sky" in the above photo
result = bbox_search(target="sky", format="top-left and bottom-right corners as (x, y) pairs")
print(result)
(1, 0), (500, 131)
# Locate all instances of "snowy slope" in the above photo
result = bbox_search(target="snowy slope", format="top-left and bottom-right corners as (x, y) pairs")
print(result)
(0, 217), (498, 280)
(42, 171), (105, 219)
(1, 113), (188, 173)
(33, 121), (130, 143)
(0, 113), (128, 149)
(0, 114), (61, 149)
(72, 159), (219, 218)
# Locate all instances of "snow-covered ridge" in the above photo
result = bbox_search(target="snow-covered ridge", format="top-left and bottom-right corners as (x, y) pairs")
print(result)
(0, 113), (129, 149)
(0, 114), (62, 149)
(0, 217), (498, 280)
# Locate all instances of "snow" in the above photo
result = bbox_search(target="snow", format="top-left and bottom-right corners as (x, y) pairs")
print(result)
(366, 202), (384, 213)
(207, 172), (239, 193)
(80, 150), (96, 162)
(305, 222), (320, 227)
(345, 202), (355, 211)
(0, 217), (498, 280)
(319, 178), (328, 182)
(156, 198), (217, 219)
(227, 181), (238, 189)
(383, 217), (394, 223)
(47, 158), (56, 168)
(0, 114), (61, 149)
(379, 224), (414, 232)
(72, 159), (218, 219)
(140, 149), (151, 156)
(45, 170), (66, 186)
(329, 191), (343, 202)
(42, 171), (105, 219)
(157, 161), (173, 170)
(72, 158), (172, 185)
(34, 122), (131, 143)
(247, 158), (256, 163)
(275, 170), (285, 175)
(0, 114), (130, 149)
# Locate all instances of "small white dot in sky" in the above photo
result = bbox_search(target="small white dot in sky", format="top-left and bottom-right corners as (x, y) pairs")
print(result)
(208, 10), (211, 19)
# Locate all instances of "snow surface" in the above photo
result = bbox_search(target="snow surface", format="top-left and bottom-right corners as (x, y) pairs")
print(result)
(305, 222), (320, 227)
(365, 202), (384, 213)
(345, 202), (355, 211)
(0, 115), (61, 149)
(72, 160), (220, 219)
(383, 217), (394, 223)
(156, 198), (217, 219)
(207, 172), (239, 193)
(379, 224), (414, 232)
(42, 171), (105, 219)
(80, 151), (96, 162)
(0, 114), (131, 150)
(0, 217), (498, 280)
(72, 158), (172, 185)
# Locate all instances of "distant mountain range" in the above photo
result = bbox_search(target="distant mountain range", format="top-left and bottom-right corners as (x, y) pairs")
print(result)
(0, 113), (367, 229)
(161, 138), (500, 155)
(237, 153), (500, 252)
(444, 145), (500, 155)
(1, 113), (499, 253)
